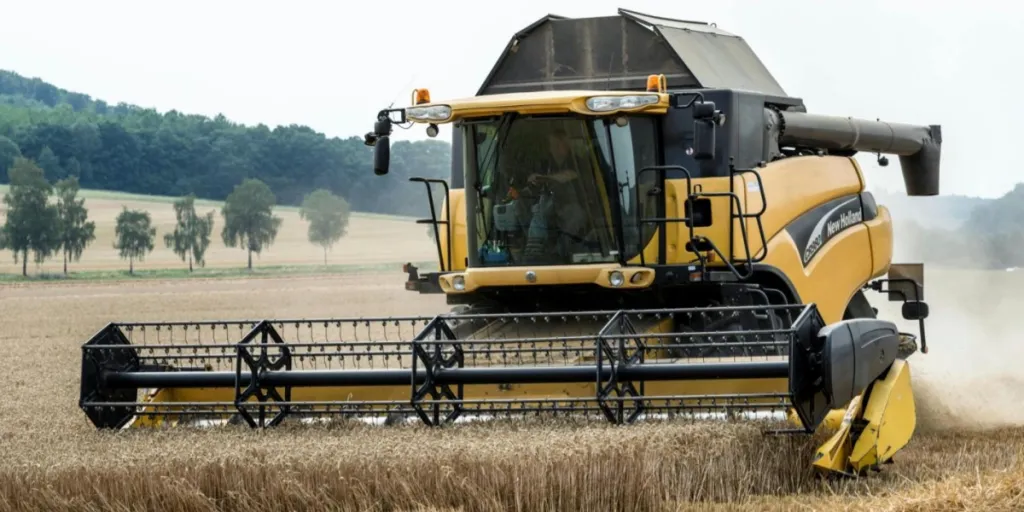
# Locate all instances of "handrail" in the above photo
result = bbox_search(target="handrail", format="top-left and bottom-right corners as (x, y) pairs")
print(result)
(409, 177), (453, 272)
(633, 164), (770, 281)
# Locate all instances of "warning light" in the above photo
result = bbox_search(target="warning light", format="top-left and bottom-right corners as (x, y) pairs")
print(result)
(646, 74), (667, 93)
(412, 88), (431, 105)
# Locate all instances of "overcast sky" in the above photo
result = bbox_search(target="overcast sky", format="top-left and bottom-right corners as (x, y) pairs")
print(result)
(1, 0), (1021, 198)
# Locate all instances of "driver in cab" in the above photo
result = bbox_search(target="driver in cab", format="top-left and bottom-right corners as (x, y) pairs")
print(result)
(526, 128), (578, 188)
(517, 127), (587, 260)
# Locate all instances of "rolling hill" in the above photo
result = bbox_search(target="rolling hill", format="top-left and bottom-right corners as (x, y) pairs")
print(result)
(0, 69), (449, 218)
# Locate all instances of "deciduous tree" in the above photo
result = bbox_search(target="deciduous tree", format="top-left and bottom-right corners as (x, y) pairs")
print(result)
(221, 178), (282, 270)
(164, 194), (214, 271)
(36, 145), (63, 180)
(54, 176), (96, 275)
(0, 136), (20, 175)
(1, 157), (59, 276)
(113, 207), (155, 275)
(299, 189), (350, 265)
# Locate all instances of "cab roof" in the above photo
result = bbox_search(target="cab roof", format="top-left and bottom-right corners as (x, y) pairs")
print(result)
(477, 8), (786, 97)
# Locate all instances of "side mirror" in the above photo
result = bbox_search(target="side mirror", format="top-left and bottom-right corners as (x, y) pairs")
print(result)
(373, 136), (391, 176)
(693, 118), (716, 161)
(692, 100), (718, 161)
(368, 107), (404, 176)
(902, 301), (929, 320)
(692, 101), (716, 119)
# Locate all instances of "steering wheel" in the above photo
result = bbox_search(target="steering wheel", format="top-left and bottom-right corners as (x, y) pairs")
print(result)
(517, 175), (553, 199)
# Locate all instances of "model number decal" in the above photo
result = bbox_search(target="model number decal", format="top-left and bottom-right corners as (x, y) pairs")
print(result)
(785, 195), (864, 267)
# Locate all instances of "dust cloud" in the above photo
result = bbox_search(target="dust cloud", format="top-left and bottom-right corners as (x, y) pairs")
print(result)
(877, 224), (1024, 432)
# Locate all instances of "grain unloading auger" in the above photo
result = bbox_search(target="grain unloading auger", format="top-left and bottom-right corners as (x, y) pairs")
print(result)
(80, 8), (938, 477)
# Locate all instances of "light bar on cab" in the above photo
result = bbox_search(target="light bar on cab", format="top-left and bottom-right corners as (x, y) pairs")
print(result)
(585, 94), (660, 112)
(406, 105), (452, 122)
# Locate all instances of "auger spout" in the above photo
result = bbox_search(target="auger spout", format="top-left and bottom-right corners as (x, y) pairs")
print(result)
(766, 108), (942, 196)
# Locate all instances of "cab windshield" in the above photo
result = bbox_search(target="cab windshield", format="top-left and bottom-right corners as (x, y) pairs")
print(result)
(467, 114), (658, 267)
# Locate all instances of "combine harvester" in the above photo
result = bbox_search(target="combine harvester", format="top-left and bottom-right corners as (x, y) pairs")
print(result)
(80, 9), (937, 476)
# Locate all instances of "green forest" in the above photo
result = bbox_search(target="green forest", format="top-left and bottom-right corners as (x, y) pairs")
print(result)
(0, 70), (449, 217)
(0, 68), (1022, 270)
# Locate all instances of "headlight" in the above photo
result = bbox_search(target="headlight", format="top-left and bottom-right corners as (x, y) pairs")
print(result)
(586, 95), (659, 112)
(452, 274), (466, 291)
(406, 105), (452, 122)
(608, 271), (625, 287)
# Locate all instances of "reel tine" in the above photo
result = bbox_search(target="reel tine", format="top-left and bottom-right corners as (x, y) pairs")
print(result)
(81, 305), (820, 431)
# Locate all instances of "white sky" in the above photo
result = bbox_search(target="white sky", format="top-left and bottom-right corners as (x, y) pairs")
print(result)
(1, 0), (1021, 198)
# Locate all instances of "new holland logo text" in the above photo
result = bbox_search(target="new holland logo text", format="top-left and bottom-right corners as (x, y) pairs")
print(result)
(801, 200), (862, 265)
(827, 209), (863, 237)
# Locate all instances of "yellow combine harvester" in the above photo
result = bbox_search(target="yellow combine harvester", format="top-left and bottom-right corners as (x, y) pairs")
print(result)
(79, 9), (936, 477)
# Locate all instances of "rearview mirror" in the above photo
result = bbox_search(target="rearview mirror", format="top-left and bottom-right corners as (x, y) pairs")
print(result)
(374, 136), (391, 176)
(692, 100), (718, 161)
(694, 119), (715, 160)
(902, 301), (929, 320)
(692, 101), (716, 120)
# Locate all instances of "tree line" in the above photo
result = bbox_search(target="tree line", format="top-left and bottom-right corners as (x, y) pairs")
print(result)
(889, 183), (1024, 269)
(0, 70), (449, 218)
(1, 157), (352, 276)
(3, 70), (1023, 271)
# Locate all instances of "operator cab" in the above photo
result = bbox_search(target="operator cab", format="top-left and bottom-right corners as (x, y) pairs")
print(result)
(467, 113), (659, 267)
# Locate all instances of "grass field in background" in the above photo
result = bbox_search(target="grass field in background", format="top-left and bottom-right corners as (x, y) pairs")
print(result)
(0, 261), (437, 283)
(0, 185), (438, 279)
(0, 184), (414, 220)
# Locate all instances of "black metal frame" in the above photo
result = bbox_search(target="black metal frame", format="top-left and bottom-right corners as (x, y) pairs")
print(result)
(865, 278), (929, 354)
(410, 177), (453, 272)
(80, 303), (837, 432)
(633, 162), (769, 281)
(595, 311), (646, 423)
(410, 318), (464, 425)
(233, 321), (292, 428)
(403, 262), (444, 293)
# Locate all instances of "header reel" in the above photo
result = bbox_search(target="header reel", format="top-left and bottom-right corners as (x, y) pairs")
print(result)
(79, 301), (912, 474)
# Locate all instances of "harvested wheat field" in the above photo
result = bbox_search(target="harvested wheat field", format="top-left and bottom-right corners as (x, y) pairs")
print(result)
(0, 188), (437, 275)
(1, 268), (1023, 511)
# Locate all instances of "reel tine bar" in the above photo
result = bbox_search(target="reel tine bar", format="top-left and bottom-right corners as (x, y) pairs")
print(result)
(80, 304), (830, 430)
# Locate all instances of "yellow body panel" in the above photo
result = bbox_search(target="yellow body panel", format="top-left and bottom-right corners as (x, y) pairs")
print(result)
(636, 155), (866, 269)
(865, 205), (894, 278)
(761, 226), (875, 324)
(131, 377), (788, 428)
(749, 156), (864, 241)
(439, 264), (656, 293)
(412, 90), (670, 123)
(437, 190), (468, 272)
(673, 176), (740, 264)
(811, 395), (864, 475)
(848, 359), (916, 471)
(812, 359), (916, 475)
